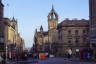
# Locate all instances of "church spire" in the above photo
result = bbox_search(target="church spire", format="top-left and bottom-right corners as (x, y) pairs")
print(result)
(12, 17), (15, 21)
(48, 5), (58, 20)
(40, 25), (43, 31)
(52, 4), (55, 12)
(48, 5), (58, 30)
(40, 25), (43, 34)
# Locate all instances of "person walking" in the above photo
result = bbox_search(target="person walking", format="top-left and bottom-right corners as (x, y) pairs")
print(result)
(76, 49), (79, 57)
(67, 49), (72, 59)
(0, 55), (4, 64)
(2, 54), (6, 64)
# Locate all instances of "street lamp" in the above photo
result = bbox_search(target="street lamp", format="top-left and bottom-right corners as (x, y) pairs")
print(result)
(5, 45), (8, 63)
(5, 41), (9, 64)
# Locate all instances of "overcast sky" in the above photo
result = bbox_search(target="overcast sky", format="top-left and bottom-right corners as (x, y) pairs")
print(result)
(3, 0), (89, 48)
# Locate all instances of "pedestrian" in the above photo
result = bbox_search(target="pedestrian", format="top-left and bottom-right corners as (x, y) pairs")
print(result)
(67, 49), (72, 59)
(0, 56), (3, 64)
(2, 54), (6, 64)
(76, 49), (79, 57)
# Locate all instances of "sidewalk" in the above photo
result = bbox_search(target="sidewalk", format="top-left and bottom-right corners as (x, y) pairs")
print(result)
(67, 57), (96, 63)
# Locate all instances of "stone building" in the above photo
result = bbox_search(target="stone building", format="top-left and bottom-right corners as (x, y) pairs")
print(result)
(89, 0), (96, 59)
(57, 19), (89, 54)
(34, 0), (96, 55)
(0, 0), (24, 56)
(34, 26), (49, 52)
(34, 6), (90, 54)
(48, 6), (58, 44)
(34, 6), (58, 53)
(89, 0), (96, 49)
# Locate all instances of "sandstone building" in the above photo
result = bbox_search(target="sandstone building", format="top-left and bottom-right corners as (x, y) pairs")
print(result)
(33, 0), (96, 55)
(34, 6), (89, 54)
(0, 0), (24, 56)
(57, 19), (89, 54)
(34, 6), (58, 53)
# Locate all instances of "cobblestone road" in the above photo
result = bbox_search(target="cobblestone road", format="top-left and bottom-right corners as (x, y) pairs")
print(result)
(7, 58), (96, 64)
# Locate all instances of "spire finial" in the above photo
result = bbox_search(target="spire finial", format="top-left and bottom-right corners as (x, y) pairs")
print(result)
(40, 25), (43, 30)
(12, 16), (15, 21)
(13, 16), (15, 19)
(40, 25), (43, 32)
(52, 4), (54, 9)
(52, 4), (54, 11)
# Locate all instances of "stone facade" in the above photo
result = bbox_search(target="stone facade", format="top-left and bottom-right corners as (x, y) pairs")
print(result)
(34, 6), (89, 54)
(48, 6), (58, 44)
(57, 19), (89, 54)
(34, 0), (96, 55)
(0, 0), (24, 55)
(89, 0), (96, 48)
(34, 6), (58, 53)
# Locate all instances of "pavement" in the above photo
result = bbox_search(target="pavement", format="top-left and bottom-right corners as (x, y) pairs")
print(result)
(6, 58), (96, 64)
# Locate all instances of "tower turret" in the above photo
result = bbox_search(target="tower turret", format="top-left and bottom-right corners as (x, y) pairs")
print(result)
(48, 5), (58, 20)
(40, 25), (43, 33)
(11, 17), (18, 31)
(48, 5), (58, 30)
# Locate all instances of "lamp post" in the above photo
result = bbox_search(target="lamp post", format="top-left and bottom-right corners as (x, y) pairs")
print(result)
(50, 43), (52, 54)
(5, 43), (8, 63)
(5, 40), (10, 63)
(14, 44), (17, 61)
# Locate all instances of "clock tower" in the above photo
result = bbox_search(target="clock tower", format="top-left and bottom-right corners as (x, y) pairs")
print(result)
(48, 5), (58, 30)
(48, 5), (59, 43)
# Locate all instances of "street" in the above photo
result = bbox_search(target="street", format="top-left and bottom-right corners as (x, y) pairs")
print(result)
(7, 58), (96, 64)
